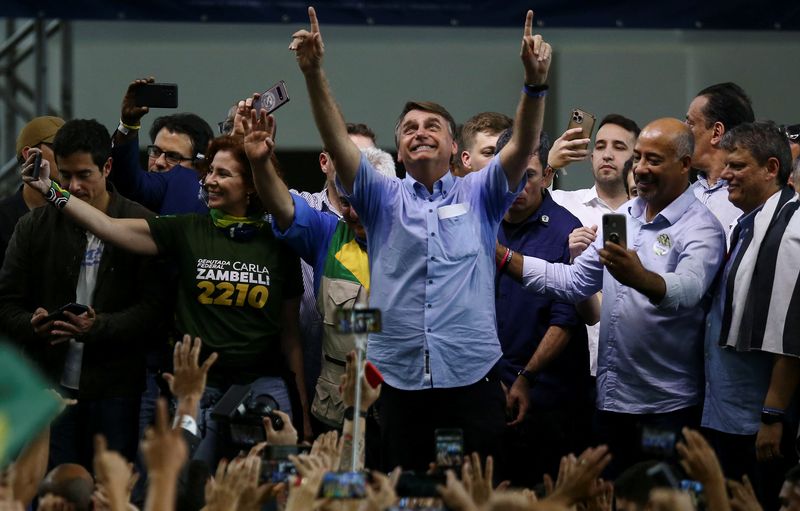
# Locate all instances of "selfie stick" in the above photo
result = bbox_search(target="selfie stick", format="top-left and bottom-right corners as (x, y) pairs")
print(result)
(350, 305), (369, 472)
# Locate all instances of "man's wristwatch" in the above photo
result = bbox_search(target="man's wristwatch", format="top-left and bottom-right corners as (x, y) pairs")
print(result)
(517, 368), (536, 383)
(343, 406), (367, 421)
(761, 407), (785, 425)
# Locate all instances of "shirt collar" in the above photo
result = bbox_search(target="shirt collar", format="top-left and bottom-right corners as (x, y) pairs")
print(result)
(404, 169), (454, 200)
(628, 186), (696, 226)
(695, 174), (730, 192)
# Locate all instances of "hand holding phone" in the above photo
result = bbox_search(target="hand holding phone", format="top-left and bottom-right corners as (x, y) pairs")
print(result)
(45, 303), (90, 323)
(134, 83), (178, 108)
(252, 81), (290, 116)
(567, 108), (596, 151)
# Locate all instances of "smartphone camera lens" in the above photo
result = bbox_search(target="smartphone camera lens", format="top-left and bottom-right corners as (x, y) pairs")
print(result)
(609, 233), (620, 244)
(573, 111), (583, 123)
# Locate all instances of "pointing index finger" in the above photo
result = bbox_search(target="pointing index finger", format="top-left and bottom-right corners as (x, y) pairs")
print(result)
(309, 6), (320, 33)
(524, 10), (534, 38)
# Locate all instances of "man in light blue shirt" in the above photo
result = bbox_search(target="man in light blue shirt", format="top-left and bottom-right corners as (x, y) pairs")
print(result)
(685, 82), (754, 236)
(518, 118), (726, 474)
(289, 7), (552, 470)
(701, 121), (800, 508)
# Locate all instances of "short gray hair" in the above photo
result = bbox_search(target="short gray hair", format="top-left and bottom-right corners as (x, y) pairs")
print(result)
(362, 147), (397, 178)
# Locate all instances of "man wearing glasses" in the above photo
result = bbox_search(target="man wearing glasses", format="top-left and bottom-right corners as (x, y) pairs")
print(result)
(110, 77), (214, 215)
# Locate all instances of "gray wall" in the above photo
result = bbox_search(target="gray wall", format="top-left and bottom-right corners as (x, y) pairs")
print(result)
(4, 18), (800, 190)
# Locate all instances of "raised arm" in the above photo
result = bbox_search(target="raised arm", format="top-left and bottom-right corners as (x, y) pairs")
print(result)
(22, 150), (159, 256)
(289, 7), (361, 192)
(498, 10), (552, 190)
(243, 108), (295, 231)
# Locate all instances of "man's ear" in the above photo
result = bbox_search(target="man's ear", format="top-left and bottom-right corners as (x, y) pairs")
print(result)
(765, 156), (780, 182)
(710, 121), (725, 146)
(319, 152), (330, 175)
(20, 146), (32, 162)
(102, 157), (113, 177)
(460, 150), (472, 171)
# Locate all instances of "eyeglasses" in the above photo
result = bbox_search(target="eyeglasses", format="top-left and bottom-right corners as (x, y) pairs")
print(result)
(218, 119), (234, 135)
(147, 145), (193, 166)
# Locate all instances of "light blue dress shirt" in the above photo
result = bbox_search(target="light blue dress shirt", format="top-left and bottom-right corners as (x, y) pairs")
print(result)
(343, 153), (523, 390)
(691, 176), (741, 240)
(701, 207), (773, 435)
(521, 187), (726, 413)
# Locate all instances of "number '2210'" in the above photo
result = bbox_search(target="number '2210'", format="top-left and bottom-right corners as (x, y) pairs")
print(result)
(196, 281), (269, 308)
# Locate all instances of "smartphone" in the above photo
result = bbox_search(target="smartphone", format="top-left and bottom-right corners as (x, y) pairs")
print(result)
(252, 80), (290, 116)
(395, 472), (446, 498)
(434, 428), (463, 469)
(335, 308), (382, 334)
(365, 361), (384, 388)
(602, 213), (627, 248)
(567, 108), (596, 150)
(641, 426), (677, 458)
(31, 151), (42, 180)
(318, 471), (367, 499)
(134, 83), (178, 108)
(45, 303), (90, 323)
(260, 444), (310, 483)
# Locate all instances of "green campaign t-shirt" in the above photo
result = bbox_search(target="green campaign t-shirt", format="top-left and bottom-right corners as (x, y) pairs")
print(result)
(147, 214), (302, 381)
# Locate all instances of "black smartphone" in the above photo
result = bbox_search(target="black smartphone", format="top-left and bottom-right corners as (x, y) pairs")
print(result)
(335, 308), (382, 334)
(434, 428), (463, 469)
(134, 83), (178, 108)
(318, 471), (367, 499)
(252, 80), (290, 116)
(260, 444), (310, 484)
(567, 108), (596, 150)
(395, 472), (446, 498)
(45, 303), (89, 323)
(31, 151), (42, 180)
(602, 213), (627, 248)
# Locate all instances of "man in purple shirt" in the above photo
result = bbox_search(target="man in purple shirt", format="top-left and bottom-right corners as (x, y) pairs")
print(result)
(289, 7), (552, 471)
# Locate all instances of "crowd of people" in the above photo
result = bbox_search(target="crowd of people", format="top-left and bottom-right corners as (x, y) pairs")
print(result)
(0, 5), (799, 511)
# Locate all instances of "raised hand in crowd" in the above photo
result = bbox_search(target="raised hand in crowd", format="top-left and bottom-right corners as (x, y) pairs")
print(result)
(289, 6), (325, 74)
(360, 470), (399, 511)
(93, 435), (135, 511)
(545, 445), (611, 508)
(35, 494), (72, 511)
(461, 453), (499, 508)
(438, 470), (478, 511)
(519, 10), (551, 87)
(310, 430), (341, 472)
(676, 428), (730, 511)
(285, 454), (327, 511)
(727, 475), (763, 511)
(548, 127), (591, 171)
(569, 225), (598, 262)
(142, 399), (187, 511)
(203, 451), (279, 511)
(119, 77), (154, 132)
(242, 109), (277, 167)
(162, 334), (218, 421)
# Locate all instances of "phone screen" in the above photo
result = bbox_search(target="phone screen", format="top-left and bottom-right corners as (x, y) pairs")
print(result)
(434, 429), (463, 468)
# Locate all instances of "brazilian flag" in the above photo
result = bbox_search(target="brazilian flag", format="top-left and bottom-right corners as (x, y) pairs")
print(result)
(0, 341), (61, 468)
